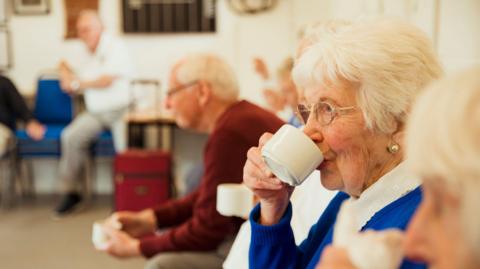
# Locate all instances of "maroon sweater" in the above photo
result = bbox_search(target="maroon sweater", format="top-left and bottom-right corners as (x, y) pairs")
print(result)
(139, 100), (284, 257)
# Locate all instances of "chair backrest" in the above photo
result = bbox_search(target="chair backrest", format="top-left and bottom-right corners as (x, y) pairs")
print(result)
(34, 78), (73, 124)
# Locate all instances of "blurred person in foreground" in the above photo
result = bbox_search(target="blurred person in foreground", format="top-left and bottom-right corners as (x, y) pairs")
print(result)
(100, 54), (284, 269)
(402, 67), (480, 269)
(243, 19), (443, 269)
(55, 10), (134, 216)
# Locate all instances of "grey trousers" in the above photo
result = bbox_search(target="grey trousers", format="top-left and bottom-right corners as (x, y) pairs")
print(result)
(58, 109), (126, 192)
(144, 236), (235, 269)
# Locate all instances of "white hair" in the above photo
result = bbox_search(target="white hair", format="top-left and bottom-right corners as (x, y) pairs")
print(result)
(292, 19), (443, 133)
(406, 66), (480, 256)
(175, 54), (239, 101)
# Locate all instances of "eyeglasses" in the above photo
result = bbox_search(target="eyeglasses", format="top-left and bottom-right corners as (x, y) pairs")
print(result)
(166, 80), (198, 97)
(296, 101), (356, 126)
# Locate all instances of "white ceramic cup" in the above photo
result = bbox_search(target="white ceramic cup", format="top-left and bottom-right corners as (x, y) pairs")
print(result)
(261, 124), (323, 186)
(216, 183), (254, 219)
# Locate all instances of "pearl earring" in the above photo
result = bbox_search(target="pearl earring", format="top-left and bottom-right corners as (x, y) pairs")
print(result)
(387, 143), (400, 154)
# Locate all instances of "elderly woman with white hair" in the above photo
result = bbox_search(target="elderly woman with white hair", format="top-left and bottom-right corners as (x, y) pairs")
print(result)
(243, 19), (443, 269)
(317, 68), (480, 269)
(401, 67), (480, 269)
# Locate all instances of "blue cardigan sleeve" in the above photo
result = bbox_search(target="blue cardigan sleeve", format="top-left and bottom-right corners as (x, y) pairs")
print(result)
(249, 203), (301, 269)
(249, 192), (349, 269)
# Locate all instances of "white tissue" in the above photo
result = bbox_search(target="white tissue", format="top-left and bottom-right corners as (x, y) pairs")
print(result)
(333, 200), (404, 269)
(91, 219), (122, 250)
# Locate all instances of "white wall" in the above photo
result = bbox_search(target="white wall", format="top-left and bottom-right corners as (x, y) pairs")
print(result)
(8, 0), (479, 95)
(6, 0), (309, 105)
(319, 0), (480, 74)
(436, 0), (480, 72)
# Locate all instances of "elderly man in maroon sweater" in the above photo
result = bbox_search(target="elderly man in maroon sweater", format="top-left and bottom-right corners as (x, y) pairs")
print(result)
(102, 54), (284, 269)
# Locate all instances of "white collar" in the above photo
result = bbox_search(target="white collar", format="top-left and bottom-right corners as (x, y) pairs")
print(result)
(347, 161), (420, 231)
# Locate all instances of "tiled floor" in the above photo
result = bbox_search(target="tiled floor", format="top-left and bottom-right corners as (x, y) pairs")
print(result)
(0, 195), (145, 269)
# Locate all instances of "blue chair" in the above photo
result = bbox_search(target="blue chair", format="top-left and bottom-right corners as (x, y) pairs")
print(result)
(15, 77), (73, 196)
(91, 130), (116, 157)
(16, 78), (73, 156)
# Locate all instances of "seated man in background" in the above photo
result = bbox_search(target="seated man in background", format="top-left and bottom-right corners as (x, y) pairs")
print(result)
(101, 53), (284, 269)
(0, 75), (45, 156)
(56, 10), (134, 215)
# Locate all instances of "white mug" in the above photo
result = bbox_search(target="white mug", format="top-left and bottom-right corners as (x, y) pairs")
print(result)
(261, 124), (323, 186)
(216, 183), (254, 219)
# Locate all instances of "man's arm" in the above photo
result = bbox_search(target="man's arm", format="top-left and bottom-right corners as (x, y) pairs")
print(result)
(58, 60), (116, 94)
(138, 130), (246, 257)
(76, 75), (116, 90)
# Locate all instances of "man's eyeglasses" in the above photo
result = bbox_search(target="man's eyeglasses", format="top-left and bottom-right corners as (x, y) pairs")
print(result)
(296, 101), (356, 126)
(166, 80), (198, 97)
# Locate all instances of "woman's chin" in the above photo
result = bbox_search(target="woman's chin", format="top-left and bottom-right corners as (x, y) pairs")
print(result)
(320, 173), (342, 191)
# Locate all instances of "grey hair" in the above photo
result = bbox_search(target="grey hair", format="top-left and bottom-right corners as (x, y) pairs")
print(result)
(292, 19), (443, 134)
(407, 66), (480, 257)
(175, 53), (239, 101)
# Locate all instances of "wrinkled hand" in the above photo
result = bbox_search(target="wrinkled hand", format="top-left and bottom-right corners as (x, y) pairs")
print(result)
(58, 60), (76, 94)
(106, 209), (157, 238)
(316, 246), (358, 269)
(58, 60), (70, 70)
(243, 133), (294, 225)
(102, 226), (141, 258)
(25, 120), (46, 141)
(59, 76), (76, 94)
(253, 57), (269, 80)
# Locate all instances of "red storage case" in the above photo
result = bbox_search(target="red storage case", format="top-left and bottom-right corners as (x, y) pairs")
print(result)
(114, 150), (171, 211)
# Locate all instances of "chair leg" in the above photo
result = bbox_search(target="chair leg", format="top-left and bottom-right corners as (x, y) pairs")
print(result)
(16, 159), (35, 199)
(84, 157), (96, 203)
(16, 159), (24, 197)
(0, 158), (13, 208)
(1, 151), (20, 209)
(25, 160), (35, 198)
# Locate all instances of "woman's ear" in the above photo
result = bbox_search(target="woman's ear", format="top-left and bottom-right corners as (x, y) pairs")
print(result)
(392, 122), (405, 142)
(196, 80), (211, 107)
(391, 121), (405, 144)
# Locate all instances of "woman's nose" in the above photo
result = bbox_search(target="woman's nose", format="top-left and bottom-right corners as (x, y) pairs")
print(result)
(303, 117), (324, 145)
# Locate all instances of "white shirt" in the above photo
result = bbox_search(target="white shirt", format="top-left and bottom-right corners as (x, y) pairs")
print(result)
(77, 33), (134, 113)
(347, 161), (421, 231)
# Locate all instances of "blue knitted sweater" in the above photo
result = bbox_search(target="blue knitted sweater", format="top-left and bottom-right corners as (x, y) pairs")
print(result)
(249, 187), (425, 269)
